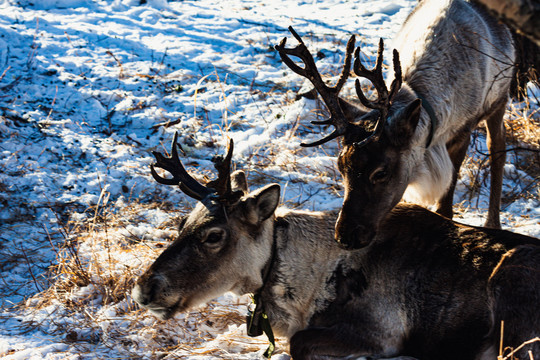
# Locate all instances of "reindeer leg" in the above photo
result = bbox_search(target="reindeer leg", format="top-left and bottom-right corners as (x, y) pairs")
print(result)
(484, 101), (506, 229)
(289, 324), (404, 360)
(436, 130), (471, 219)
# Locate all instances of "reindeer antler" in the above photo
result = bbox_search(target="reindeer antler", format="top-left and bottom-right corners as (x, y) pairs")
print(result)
(353, 39), (402, 148)
(275, 26), (356, 147)
(207, 139), (234, 196)
(150, 133), (236, 202)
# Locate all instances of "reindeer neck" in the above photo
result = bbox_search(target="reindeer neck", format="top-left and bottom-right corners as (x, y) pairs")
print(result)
(260, 208), (345, 338)
(254, 217), (281, 296)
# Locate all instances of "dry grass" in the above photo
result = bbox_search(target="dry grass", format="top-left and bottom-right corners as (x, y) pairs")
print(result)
(36, 201), (175, 309)
(506, 102), (540, 149)
(456, 95), (540, 217)
(499, 337), (540, 360)
(505, 96), (540, 180)
(497, 322), (540, 360)
(4, 196), (284, 358)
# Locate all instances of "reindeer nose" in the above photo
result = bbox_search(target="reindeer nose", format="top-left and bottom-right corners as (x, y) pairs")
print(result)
(335, 223), (375, 250)
(132, 284), (152, 306)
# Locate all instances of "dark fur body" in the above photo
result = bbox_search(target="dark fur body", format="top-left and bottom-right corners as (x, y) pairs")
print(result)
(486, 244), (540, 358)
(284, 205), (538, 360)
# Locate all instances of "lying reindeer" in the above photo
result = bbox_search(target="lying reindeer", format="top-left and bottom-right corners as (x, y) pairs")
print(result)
(275, 0), (516, 249)
(132, 133), (539, 360)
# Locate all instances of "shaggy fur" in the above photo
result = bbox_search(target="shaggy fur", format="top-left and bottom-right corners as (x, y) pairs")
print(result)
(395, 0), (514, 211)
(311, 0), (516, 248)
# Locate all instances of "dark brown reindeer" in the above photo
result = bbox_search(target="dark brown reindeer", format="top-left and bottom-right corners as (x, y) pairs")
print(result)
(132, 133), (539, 360)
(276, 0), (516, 249)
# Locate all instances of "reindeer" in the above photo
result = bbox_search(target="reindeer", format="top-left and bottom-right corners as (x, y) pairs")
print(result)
(275, 0), (516, 249)
(132, 133), (539, 360)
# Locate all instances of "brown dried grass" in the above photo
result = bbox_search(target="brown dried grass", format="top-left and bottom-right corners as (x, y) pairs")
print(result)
(497, 321), (540, 360)
(33, 200), (176, 310)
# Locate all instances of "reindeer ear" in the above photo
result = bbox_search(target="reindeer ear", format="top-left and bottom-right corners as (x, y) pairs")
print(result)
(387, 98), (422, 148)
(231, 170), (249, 194)
(237, 184), (280, 225)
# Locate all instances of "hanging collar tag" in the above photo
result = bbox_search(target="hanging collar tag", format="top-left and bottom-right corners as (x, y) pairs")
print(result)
(246, 293), (264, 337)
(245, 221), (281, 358)
(246, 293), (275, 358)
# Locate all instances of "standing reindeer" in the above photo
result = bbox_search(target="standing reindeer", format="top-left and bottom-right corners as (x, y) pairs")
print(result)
(132, 133), (539, 360)
(275, 0), (516, 249)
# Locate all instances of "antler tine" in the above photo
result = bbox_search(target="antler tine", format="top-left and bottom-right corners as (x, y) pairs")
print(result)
(150, 132), (212, 201)
(388, 49), (402, 102)
(206, 138), (234, 197)
(275, 26), (355, 147)
(335, 34), (356, 93)
(353, 74), (389, 147)
(353, 38), (389, 111)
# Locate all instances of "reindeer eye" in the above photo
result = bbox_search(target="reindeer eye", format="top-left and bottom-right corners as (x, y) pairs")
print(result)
(369, 168), (388, 184)
(203, 229), (226, 247)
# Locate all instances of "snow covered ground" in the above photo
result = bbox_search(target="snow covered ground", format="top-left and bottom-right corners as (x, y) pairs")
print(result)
(0, 0), (538, 358)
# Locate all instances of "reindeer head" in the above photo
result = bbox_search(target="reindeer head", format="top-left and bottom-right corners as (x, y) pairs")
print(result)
(132, 133), (280, 320)
(276, 27), (422, 249)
